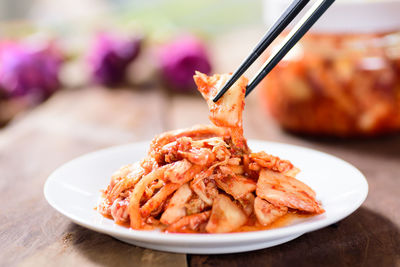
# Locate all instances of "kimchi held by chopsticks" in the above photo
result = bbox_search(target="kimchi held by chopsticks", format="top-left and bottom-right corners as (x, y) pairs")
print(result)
(98, 72), (324, 233)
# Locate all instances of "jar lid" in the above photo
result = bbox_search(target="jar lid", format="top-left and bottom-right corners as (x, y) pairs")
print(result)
(263, 0), (400, 34)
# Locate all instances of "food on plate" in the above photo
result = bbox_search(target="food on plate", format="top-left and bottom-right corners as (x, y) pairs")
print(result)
(98, 72), (324, 233)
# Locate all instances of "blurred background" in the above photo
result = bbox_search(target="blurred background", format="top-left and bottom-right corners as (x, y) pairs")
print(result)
(0, 0), (400, 139)
(0, 0), (263, 128)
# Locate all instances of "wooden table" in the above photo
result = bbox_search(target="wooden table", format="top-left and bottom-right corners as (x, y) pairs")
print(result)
(1, 30), (400, 266)
(1, 86), (399, 267)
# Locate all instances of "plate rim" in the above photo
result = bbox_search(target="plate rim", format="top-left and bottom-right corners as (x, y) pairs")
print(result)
(44, 139), (368, 245)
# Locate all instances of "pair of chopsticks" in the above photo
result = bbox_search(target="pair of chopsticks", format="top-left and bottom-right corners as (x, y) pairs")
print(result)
(213, 0), (335, 102)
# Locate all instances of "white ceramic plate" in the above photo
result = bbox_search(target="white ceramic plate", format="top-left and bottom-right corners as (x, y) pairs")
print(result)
(44, 140), (368, 254)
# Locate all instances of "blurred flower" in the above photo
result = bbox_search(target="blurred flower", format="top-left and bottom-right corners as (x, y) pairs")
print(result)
(159, 36), (212, 91)
(88, 33), (142, 86)
(0, 41), (63, 101)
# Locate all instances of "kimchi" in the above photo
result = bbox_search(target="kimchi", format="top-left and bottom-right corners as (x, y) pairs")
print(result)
(98, 72), (324, 233)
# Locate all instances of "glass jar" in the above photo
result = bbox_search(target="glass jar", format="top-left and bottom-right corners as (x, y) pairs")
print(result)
(260, 0), (400, 137)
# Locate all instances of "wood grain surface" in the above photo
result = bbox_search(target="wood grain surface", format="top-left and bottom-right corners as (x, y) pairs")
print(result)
(1, 86), (399, 267)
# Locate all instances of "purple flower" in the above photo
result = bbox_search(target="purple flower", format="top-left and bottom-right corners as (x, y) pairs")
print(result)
(0, 41), (62, 101)
(88, 33), (142, 86)
(159, 36), (212, 91)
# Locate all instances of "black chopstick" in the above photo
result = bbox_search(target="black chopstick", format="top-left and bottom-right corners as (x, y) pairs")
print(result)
(212, 0), (310, 102)
(245, 0), (335, 97)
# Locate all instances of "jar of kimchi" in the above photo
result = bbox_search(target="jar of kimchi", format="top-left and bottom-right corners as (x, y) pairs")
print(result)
(260, 0), (400, 137)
